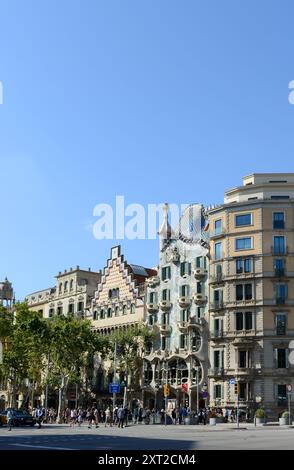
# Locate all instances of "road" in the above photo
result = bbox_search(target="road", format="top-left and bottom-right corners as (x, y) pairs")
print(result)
(0, 423), (294, 450)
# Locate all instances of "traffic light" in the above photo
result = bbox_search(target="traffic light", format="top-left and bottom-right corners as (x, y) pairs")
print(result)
(234, 383), (239, 395)
(163, 384), (170, 397)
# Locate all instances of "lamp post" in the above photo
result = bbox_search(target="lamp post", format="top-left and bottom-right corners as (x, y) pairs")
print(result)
(165, 360), (168, 426)
(196, 366), (200, 414)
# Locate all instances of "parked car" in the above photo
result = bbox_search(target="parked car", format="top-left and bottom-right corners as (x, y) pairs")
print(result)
(0, 408), (35, 427)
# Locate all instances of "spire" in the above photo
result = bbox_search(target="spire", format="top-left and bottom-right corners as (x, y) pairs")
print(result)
(158, 203), (173, 250)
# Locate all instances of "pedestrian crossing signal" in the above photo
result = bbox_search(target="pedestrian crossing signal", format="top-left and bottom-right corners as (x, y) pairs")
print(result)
(163, 384), (170, 397)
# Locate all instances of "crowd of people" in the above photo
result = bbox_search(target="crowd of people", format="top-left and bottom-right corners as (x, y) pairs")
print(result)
(27, 404), (251, 428)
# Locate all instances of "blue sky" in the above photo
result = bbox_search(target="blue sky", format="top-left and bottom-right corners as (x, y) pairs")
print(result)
(1, 0), (294, 299)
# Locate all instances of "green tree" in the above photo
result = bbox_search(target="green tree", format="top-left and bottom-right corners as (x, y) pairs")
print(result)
(109, 323), (154, 405)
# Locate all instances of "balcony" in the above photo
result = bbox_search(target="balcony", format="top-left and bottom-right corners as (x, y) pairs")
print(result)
(210, 228), (226, 239)
(193, 268), (207, 280)
(208, 367), (224, 377)
(193, 293), (207, 305)
(147, 303), (159, 313)
(160, 324), (172, 335)
(210, 329), (223, 339)
(178, 296), (191, 308)
(147, 276), (160, 288)
(274, 269), (285, 278)
(210, 273), (223, 284)
(271, 246), (288, 256)
(159, 300), (172, 310)
(210, 301), (224, 311)
(177, 321), (189, 332)
(276, 297), (286, 305)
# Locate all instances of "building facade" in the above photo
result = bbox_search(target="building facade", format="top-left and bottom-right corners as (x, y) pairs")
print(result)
(208, 173), (294, 418)
(143, 204), (210, 411)
(25, 266), (101, 319)
(90, 245), (156, 405)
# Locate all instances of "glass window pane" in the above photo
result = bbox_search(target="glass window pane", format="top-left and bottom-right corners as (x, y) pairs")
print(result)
(235, 214), (252, 226)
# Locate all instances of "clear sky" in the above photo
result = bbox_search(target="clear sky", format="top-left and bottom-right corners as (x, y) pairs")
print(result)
(1, 0), (294, 299)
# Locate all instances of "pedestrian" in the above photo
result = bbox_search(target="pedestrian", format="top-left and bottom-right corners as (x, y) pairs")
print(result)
(117, 406), (125, 428)
(133, 406), (139, 424)
(7, 409), (14, 431)
(105, 407), (112, 427)
(172, 408), (176, 424)
(35, 405), (43, 428)
(94, 408), (100, 428)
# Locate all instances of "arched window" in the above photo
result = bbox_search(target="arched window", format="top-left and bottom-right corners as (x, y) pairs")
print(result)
(70, 280), (74, 291)
(100, 309), (105, 319)
(123, 305), (127, 315)
(59, 283), (62, 294)
(93, 310), (98, 320)
(131, 303), (136, 314)
(115, 306), (120, 316)
(64, 281), (68, 292)
(107, 307), (112, 318)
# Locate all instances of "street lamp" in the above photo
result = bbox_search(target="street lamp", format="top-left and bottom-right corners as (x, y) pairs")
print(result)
(195, 366), (200, 414)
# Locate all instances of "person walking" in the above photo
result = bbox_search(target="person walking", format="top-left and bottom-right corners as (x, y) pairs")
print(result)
(105, 407), (112, 427)
(94, 408), (100, 428)
(7, 409), (14, 431)
(117, 406), (125, 428)
(35, 406), (43, 428)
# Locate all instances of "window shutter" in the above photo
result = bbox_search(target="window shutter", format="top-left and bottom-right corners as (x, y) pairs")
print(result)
(221, 384), (224, 400)
(274, 348), (278, 368)
(286, 349), (289, 368)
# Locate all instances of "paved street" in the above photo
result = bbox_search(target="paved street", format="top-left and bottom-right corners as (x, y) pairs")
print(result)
(1, 423), (294, 450)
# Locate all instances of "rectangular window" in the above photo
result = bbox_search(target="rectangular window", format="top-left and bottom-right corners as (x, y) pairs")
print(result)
(180, 285), (189, 297)
(162, 266), (171, 281)
(77, 301), (84, 312)
(277, 384), (287, 406)
(214, 219), (222, 235)
(57, 306), (63, 316)
(196, 257), (202, 268)
(236, 312), (243, 330)
(239, 351), (247, 369)
(213, 289), (223, 307)
(239, 350), (248, 368)
(214, 384), (222, 399)
(273, 212), (285, 230)
(179, 334), (188, 349)
(245, 284), (252, 300)
(180, 309), (190, 322)
(149, 292), (157, 303)
(276, 284), (288, 304)
(214, 318), (221, 334)
(235, 213), (252, 227)
(68, 303), (74, 314)
(235, 237), (252, 250)
(214, 350), (220, 368)
(245, 312), (253, 330)
(236, 258), (252, 274)
(162, 289), (170, 301)
(239, 383), (247, 400)
(197, 282), (202, 294)
(236, 285), (243, 301)
(162, 312), (170, 325)
(274, 348), (288, 368)
(274, 259), (285, 277)
(180, 262), (191, 276)
(244, 258), (251, 273)
(236, 259), (243, 274)
(274, 236), (285, 255)
(214, 242), (222, 260)
(276, 314), (286, 336)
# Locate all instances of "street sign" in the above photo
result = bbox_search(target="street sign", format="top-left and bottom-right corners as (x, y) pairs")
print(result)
(287, 384), (292, 392)
(109, 383), (120, 394)
(229, 378), (235, 385)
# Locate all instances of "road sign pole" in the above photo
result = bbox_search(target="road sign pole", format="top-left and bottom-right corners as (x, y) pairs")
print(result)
(288, 392), (291, 426)
(113, 341), (117, 407)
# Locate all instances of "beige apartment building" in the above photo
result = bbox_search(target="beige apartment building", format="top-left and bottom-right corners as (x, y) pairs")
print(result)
(208, 173), (294, 419)
(25, 266), (101, 319)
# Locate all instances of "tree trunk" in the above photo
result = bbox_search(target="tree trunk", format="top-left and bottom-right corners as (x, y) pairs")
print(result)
(57, 386), (63, 423)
